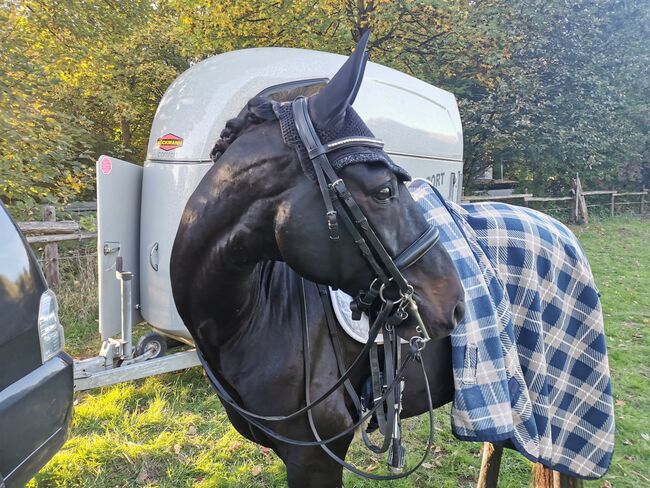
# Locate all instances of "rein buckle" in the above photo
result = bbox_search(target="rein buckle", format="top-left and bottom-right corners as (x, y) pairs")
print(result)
(326, 211), (339, 240)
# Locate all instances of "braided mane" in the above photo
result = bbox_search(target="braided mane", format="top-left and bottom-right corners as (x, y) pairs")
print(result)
(210, 82), (326, 162)
(209, 97), (277, 162)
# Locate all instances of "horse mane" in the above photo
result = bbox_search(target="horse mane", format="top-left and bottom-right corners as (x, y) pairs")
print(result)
(210, 82), (326, 162)
(210, 96), (278, 162)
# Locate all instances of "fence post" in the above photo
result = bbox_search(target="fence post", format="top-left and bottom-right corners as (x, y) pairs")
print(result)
(572, 177), (579, 223)
(531, 463), (583, 488)
(575, 175), (589, 224)
(641, 188), (646, 215)
(609, 193), (615, 217)
(42, 205), (60, 286)
(477, 442), (503, 488)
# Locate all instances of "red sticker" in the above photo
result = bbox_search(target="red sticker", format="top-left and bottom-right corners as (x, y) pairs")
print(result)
(156, 133), (184, 151)
(100, 157), (112, 175)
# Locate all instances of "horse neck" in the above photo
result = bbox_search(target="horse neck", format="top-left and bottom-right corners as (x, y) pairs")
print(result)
(177, 160), (285, 337)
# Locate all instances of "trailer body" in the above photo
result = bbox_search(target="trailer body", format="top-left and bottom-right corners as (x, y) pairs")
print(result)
(79, 47), (464, 389)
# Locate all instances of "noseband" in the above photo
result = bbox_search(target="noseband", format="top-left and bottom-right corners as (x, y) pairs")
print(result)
(291, 96), (440, 342)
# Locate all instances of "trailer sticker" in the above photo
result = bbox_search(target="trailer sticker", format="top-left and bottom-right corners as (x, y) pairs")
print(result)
(100, 156), (112, 175)
(156, 133), (184, 151)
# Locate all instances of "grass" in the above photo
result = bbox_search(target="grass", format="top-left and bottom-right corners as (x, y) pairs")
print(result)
(30, 216), (649, 487)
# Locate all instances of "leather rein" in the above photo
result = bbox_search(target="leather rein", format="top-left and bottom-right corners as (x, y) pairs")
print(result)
(194, 96), (442, 480)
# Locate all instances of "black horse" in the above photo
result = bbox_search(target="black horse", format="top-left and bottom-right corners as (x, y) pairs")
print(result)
(171, 34), (464, 487)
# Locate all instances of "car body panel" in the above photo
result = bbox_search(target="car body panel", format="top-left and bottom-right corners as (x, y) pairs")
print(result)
(0, 203), (73, 487)
(0, 353), (73, 488)
(0, 206), (46, 390)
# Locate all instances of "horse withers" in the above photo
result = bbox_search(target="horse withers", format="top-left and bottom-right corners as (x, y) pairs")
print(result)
(171, 32), (464, 487)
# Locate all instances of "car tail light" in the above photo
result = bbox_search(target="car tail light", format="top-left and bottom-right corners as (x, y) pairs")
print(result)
(38, 289), (65, 362)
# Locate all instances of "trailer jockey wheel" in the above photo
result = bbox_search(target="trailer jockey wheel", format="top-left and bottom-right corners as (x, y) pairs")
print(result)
(135, 332), (168, 359)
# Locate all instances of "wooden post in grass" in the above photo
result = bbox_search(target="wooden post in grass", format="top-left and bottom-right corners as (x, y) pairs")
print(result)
(532, 463), (554, 487)
(572, 174), (589, 225)
(609, 192), (615, 217)
(477, 442), (503, 488)
(572, 177), (579, 224)
(641, 188), (646, 214)
(531, 464), (583, 488)
(476, 443), (585, 488)
(42, 205), (60, 286)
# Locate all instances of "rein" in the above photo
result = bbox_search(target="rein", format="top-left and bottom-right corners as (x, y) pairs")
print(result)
(194, 286), (435, 479)
(305, 280), (437, 480)
(195, 95), (442, 479)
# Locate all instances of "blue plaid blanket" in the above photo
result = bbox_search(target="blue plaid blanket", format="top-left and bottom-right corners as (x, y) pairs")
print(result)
(409, 179), (614, 479)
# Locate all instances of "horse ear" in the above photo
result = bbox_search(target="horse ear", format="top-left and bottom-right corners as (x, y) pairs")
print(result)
(309, 30), (370, 128)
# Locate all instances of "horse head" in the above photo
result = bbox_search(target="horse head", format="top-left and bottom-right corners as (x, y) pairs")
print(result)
(269, 32), (464, 340)
(174, 32), (464, 342)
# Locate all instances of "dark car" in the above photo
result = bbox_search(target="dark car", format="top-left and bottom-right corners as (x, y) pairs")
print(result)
(0, 202), (73, 488)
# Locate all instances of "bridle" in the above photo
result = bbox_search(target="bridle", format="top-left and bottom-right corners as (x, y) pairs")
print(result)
(194, 96), (443, 480)
(291, 96), (440, 344)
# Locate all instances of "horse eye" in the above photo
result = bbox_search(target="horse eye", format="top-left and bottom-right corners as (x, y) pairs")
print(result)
(375, 187), (392, 201)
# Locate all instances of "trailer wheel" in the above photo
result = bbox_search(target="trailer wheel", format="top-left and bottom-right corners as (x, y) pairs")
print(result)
(135, 333), (168, 359)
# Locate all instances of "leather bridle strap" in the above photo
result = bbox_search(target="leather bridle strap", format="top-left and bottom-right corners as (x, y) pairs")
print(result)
(292, 97), (414, 295)
(195, 296), (402, 425)
(395, 225), (440, 271)
(194, 308), (419, 447)
(317, 285), (393, 454)
(192, 281), (435, 477)
(289, 96), (441, 477)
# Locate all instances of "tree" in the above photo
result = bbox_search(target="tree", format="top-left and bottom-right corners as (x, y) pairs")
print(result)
(2, 0), (646, 210)
(0, 1), (187, 211)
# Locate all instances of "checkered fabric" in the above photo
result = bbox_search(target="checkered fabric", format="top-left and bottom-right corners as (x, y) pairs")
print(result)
(408, 179), (614, 479)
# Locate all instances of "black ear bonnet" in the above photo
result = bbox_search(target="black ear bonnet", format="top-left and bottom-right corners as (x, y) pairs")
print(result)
(272, 101), (411, 182)
(212, 30), (411, 182)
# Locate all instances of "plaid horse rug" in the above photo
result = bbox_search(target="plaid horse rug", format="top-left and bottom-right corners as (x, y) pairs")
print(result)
(407, 179), (614, 479)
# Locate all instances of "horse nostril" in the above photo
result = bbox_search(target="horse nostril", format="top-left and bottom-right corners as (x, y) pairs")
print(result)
(453, 300), (465, 326)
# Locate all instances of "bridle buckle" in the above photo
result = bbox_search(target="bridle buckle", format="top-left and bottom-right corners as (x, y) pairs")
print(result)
(329, 178), (345, 194)
(326, 210), (339, 240)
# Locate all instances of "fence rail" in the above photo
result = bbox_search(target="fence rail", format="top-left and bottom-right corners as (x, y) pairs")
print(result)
(25, 232), (97, 245)
(462, 176), (646, 223)
(64, 201), (97, 212)
(18, 205), (97, 285)
(17, 179), (647, 285)
(462, 193), (533, 202)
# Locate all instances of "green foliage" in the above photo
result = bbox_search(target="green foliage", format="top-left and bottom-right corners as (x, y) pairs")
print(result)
(1, 0), (647, 209)
(496, 0), (649, 193)
(0, 1), (187, 212)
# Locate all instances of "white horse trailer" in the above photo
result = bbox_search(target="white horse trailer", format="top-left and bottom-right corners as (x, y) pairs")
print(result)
(73, 47), (464, 390)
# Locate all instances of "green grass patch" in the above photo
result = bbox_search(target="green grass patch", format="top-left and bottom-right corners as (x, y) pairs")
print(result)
(31, 216), (650, 487)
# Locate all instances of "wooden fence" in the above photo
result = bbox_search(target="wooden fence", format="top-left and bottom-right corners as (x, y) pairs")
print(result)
(18, 205), (96, 285)
(18, 179), (647, 285)
(462, 176), (647, 225)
